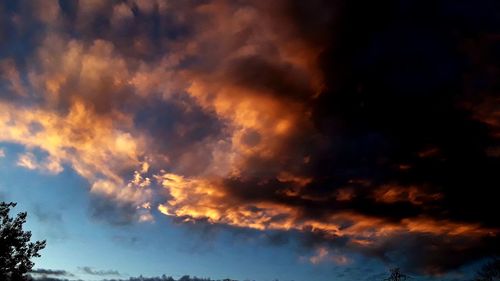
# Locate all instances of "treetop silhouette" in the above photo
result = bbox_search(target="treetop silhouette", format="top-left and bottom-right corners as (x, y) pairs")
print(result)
(384, 268), (411, 281)
(1, 202), (46, 281)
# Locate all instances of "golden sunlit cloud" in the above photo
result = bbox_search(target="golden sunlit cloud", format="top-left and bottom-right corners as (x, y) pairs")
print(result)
(155, 171), (494, 246)
(0, 100), (150, 213)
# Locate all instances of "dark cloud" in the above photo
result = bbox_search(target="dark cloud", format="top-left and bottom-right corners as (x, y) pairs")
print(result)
(267, 0), (499, 265)
(132, 95), (225, 177)
(79, 266), (121, 277)
(293, 0), (500, 272)
(89, 195), (144, 226)
(30, 268), (73, 276)
(111, 234), (141, 246)
(32, 205), (64, 227)
(153, 0), (500, 274)
(29, 277), (79, 281)
(28, 268), (78, 281)
(361, 233), (500, 275)
(223, 56), (314, 100)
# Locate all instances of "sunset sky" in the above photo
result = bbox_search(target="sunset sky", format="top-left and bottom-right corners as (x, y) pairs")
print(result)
(0, 1), (499, 281)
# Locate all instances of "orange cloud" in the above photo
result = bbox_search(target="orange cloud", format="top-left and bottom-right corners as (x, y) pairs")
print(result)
(16, 152), (63, 174)
(0, 100), (151, 213)
(0, 59), (27, 97)
(309, 247), (329, 264)
(29, 36), (133, 113)
(335, 188), (356, 201)
(469, 96), (500, 138)
(307, 247), (352, 266)
(156, 171), (494, 245)
(374, 185), (443, 205)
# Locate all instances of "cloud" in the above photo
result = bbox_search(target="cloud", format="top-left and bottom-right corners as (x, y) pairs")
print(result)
(31, 204), (68, 241)
(0, 147), (5, 158)
(307, 247), (352, 266)
(156, 172), (494, 239)
(79, 266), (121, 276)
(0, 58), (28, 97)
(29, 278), (78, 281)
(1, 0), (499, 276)
(16, 152), (38, 170)
(372, 185), (443, 205)
(16, 152), (63, 174)
(0, 99), (151, 223)
(30, 268), (73, 277)
(0, 101), (141, 181)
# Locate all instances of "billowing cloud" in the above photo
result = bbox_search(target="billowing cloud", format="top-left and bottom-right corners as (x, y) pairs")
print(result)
(0, 0), (499, 276)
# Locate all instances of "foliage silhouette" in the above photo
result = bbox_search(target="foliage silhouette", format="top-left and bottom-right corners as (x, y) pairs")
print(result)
(384, 268), (411, 281)
(473, 258), (500, 281)
(1, 202), (46, 281)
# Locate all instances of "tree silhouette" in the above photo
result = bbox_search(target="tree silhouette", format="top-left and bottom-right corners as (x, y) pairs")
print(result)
(0, 202), (46, 281)
(384, 268), (411, 281)
(473, 258), (500, 281)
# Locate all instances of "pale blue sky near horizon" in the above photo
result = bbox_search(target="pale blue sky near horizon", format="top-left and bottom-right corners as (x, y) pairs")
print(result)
(0, 144), (386, 281)
(0, 144), (479, 281)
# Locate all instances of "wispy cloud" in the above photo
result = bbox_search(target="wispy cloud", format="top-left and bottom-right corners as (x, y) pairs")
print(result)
(79, 266), (121, 277)
(16, 152), (63, 174)
(30, 268), (74, 277)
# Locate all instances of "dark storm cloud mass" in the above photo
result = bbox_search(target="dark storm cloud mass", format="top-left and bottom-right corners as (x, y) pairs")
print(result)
(0, 0), (499, 277)
(301, 0), (500, 272)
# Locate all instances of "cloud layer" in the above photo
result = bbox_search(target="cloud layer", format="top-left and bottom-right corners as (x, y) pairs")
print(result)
(1, 0), (499, 275)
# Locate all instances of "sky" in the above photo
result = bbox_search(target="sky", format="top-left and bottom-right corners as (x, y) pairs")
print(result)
(0, 0), (499, 281)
